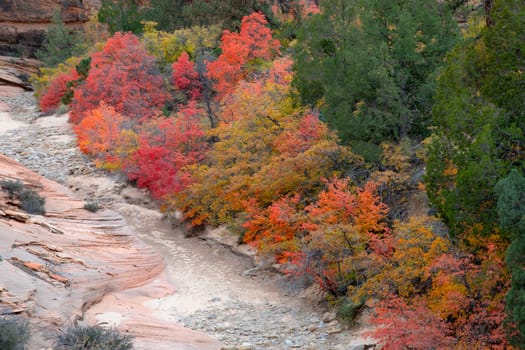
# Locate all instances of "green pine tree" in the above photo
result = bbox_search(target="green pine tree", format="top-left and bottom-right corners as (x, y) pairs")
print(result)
(35, 11), (86, 67)
(496, 169), (525, 347)
(292, 0), (457, 159)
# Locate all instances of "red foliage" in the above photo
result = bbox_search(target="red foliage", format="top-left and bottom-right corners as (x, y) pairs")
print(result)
(126, 102), (208, 199)
(70, 32), (168, 124)
(274, 112), (328, 157)
(368, 295), (457, 350)
(39, 69), (80, 113)
(206, 12), (280, 99)
(172, 52), (202, 100)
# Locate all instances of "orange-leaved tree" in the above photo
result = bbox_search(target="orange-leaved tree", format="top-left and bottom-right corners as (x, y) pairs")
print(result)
(74, 103), (128, 170)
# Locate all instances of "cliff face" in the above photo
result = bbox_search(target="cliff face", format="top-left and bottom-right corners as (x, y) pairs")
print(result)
(0, 0), (100, 57)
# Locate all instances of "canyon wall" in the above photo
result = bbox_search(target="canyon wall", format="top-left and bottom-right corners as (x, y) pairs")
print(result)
(0, 0), (101, 57)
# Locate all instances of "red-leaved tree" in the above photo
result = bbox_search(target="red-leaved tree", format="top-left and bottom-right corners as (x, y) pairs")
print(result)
(172, 52), (202, 100)
(70, 32), (168, 124)
(206, 12), (280, 99)
(39, 68), (80, 113)
(126, 102), (208, 199)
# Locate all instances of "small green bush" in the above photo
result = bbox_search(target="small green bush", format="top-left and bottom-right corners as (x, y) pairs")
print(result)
(1, 180), (46, 215)
(18, 189), (46, 215)
(0, 318), (30, 350)
(336, 298), (364, 324)
(56, 325), (133, 350)
(0, 180), (24, 197)
(83, 202), (100, 213)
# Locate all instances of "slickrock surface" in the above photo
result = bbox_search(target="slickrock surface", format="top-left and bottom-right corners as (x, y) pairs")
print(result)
(0, 154), (221, 350)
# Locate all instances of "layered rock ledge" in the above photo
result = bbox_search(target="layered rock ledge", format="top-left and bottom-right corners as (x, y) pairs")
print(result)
(0, 0), (100, 57)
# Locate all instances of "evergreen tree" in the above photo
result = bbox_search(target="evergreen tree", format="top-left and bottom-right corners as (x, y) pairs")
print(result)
(292, 0), (457, 158)
(98, 0), (145, 34)
(496, 169), (525, 347)
(35, 11), (85, 67)
(426, 0), (525, 236)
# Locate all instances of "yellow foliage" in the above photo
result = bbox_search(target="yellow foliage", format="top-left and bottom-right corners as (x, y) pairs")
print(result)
(30, 56), (81, 98)
(142, 22), (221, 65)
(362, 216), (449, 299)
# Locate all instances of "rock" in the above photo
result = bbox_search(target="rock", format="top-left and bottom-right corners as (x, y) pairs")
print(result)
(23, 261), (44, 271)
(48, 273), (68, 284)
(4, 209), (30, 222)
(322, 311), (337, 323)
(0, 1), (97, 57)
(327, 325), (342, 335)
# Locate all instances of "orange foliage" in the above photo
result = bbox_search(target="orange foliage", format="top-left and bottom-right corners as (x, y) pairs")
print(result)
(74, 103), (126, 169)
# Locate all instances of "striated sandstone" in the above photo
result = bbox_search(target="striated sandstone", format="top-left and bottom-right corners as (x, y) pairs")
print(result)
(0, 154), (221, 350)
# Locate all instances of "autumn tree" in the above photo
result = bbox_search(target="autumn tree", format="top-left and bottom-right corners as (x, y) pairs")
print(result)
(74, 103), (127, 170)
(69, 32), (168, 124)
(206, 12), (280, 99)
(172, 52), (202, 101)
(368, 295), (456, 349)
(38, 68), (80, 113)
(174, 58), (355, 227)
(126, 102), (208, 199)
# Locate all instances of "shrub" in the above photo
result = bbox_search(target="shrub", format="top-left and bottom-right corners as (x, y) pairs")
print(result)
(56, 325), (133, 350)
(0, 180), (24, 197)
(1, 181), (46, 215)
(18, 189), (46, 215)
(83, 202), (100, 213)
(336, 298), (364, 324)
(0, 318), (30, 350)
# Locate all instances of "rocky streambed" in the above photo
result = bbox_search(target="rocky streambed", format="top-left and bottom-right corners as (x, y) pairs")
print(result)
(0, 89), (373, 350)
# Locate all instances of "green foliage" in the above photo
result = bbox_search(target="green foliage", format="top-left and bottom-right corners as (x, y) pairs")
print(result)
(56, 325), (133, 350)
(496, 169), (525, 347)
(293, 0), (458, 151)
(1, 180), (45, 215)
(336, 298), (365, 324)
(35, 11), (86, 67)
(83, 202), (100, 213)
(0, 318), (30, 350)
(426, 0), (525, 237)
(98, 0), (145, 34)
(18, 189), (46, 215)
(144, 0), (275, 32)
(0, 180), (24, 197)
